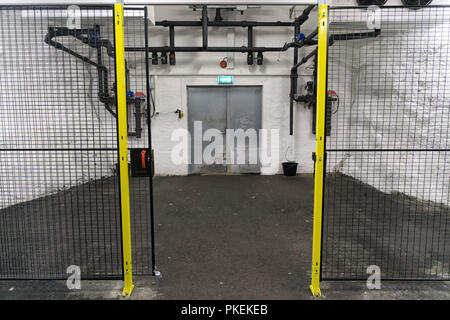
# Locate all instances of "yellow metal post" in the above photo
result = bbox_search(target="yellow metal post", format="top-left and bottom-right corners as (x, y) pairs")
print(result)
(114, 2), (134, 297)
(310, 3), (328, 297)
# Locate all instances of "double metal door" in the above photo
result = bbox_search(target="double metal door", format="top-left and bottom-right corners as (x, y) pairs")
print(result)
(188, 86), (262, 174)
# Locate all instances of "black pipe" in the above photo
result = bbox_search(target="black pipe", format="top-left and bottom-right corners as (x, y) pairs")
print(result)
(287, 5), (320, 135)
(45, 24), (144, 138)
(126, 46), (291, 53)
(202, 5), (208, 49)
(290, 19), (300, 136)
(125, 61), (130, 92)
(45, 12), (381, 141)
(283, 28), (319, 51)
(128, 99), (142, 139)
(247, 26), (254, 65)
(296, 4), (315, 25)
(331, 29), (381, 41)
(47, 26), (114, 57)
(45, 25), (147, 137)
(214, 8), (223, 22)
(288, 5), (316, 135)
(124, 30), (381, 54)
(156, 20), (293, 27)
(45, 30), (100, 67)
(288, 27), (381, 135)
(291, 48), (317, 73)
(127, 8), (322, 55)
(95, 25), (105, 96)
(127, 28), (319, 53)
(289, 7), (316, 135)
(45, 27), (115, 117)
(94, 25), (112, 114)
(169, 26), (176, 65)
(169, 26), (175, 47)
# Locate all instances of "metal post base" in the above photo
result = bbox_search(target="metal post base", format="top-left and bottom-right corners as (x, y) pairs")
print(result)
(122, 283), (135, 297)
(309, 284), (321, 297)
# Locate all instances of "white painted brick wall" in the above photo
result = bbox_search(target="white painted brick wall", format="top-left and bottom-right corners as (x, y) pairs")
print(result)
(145, 6), (318, 176)
(1, 4), (449, 208)
(0, 6), (317, 208)
(327, 7), (450, 204)
(0, 11), (118, 209)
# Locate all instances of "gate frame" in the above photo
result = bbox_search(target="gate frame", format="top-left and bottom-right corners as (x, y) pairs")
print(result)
(309, 2), (327, 297)
(0, 2), (137, 293)
(114, 2), (135, 297)
(316, 4), (450, 286)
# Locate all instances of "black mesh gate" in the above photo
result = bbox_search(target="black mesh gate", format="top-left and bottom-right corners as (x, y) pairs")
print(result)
(321, 6), (450, 280)
(0, 5), (155, 280)
(124, 7), (157, 277)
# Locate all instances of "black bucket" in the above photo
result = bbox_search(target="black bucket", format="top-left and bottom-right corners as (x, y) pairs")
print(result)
(282, 161), (298, 176)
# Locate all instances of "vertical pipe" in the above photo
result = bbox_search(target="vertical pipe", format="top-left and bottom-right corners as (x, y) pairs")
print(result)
(310, 4), (328, 298)
(95, 24), (112, 112)
(247, 26), (254, 65)
(289, 18), (300, 136)
(125, 61), (130, 92)
(214, 8), (223, 22)
(248, 26), (253, 48)
(114, 2), (134, 297)
(134, 100), (142, 139)
(95, 25), (104, 96)
(169, 26), (176, 65)
(289, 4), (315, 136)
(144, 6), (157, 277)
(169, 25), (175, 48)
(202, 5), (208, 49)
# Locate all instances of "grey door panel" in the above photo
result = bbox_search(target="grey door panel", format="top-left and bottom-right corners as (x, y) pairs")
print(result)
(228, 87), (262, 173)
(188, 87), (227, 174)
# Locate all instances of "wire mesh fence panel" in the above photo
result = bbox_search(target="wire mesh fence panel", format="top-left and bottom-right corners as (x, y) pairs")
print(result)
(0, 5), (124, 279)
(123, 7), (156, 276)
(322, 6), (450, 280)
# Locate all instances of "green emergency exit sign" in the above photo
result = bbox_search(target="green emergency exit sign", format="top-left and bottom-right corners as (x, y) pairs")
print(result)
(218, 76), (233, 84)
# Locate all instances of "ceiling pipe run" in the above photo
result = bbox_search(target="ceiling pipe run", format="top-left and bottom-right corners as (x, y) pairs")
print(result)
(125, 27), (319, 53)
(156, 20), (293, 27)
(125, 6), (319, 54)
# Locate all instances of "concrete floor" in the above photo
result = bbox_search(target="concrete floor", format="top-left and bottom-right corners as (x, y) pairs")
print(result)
(1, 175), (449, 300)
